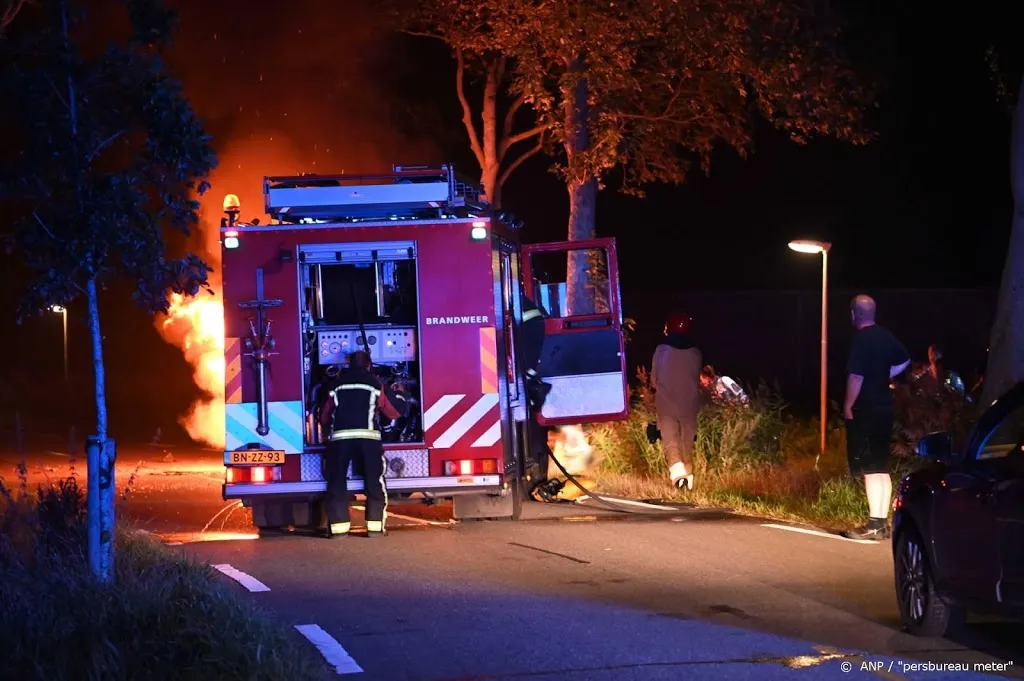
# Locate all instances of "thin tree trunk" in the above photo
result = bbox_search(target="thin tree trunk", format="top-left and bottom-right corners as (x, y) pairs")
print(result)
(86, 276), (115, 583)
(86, 278), (108, 441)
(982, 74), (1024, 406)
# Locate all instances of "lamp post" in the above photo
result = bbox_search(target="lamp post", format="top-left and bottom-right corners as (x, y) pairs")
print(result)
(51, 305), (68, 383)
(788, 240), (831, 468)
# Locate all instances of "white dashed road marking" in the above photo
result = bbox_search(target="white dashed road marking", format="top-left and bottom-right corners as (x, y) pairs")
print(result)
(762, 523), (879, 545)
(212, 564), (272, 592)
(295, 624), (364, 675)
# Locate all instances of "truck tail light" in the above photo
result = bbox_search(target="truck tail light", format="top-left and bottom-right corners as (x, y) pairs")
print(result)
(224, 230), (239, 249)
(225, 466), (281, 484)
(470, 221), (487, 240)
(443, 459), (498, 476)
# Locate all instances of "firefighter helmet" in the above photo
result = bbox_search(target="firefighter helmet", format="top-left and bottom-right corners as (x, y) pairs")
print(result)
(665, 313), (692, 335)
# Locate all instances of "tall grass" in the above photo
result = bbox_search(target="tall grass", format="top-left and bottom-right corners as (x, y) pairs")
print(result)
(586, 369), (968, 529)
(0, 469), (331, 681)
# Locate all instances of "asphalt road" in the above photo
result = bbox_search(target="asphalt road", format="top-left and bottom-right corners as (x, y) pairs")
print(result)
(3, 442), (1021, 681)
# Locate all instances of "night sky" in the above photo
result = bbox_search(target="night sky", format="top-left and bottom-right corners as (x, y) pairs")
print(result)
(1, 0), (1020, 436)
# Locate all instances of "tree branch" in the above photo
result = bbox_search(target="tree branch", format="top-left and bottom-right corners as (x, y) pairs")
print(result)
(31, 210), (58, 241)
(498, 136), (544, 189)
(502, 96), (527, 141)
(499, 125), (545, 160)
(1, 0), (29, 32)
(455, 48), (486, 169)
(87, 130), (124, 164)
(401, 28), (444, 41)
(43, 72), (68, 110)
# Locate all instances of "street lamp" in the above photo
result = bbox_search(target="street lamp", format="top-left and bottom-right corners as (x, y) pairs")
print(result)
(51, 305), (68, 383)
(788, 240), (831, 467)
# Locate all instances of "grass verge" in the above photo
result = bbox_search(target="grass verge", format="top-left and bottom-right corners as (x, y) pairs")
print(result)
(585, 369), (960, 531)
(0, 469), (331, 681)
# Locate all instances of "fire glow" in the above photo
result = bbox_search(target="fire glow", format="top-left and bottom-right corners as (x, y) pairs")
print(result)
(161, 291), (226, 448)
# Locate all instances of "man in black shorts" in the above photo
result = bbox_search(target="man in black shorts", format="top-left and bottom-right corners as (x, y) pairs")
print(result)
(842, 295), (911, 540)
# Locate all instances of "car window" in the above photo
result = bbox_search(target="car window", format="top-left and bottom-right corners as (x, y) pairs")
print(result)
(977, 402), (1024, 460)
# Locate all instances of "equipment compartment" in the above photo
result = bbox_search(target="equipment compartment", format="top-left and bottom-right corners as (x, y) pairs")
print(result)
(299, 240), (424, 446)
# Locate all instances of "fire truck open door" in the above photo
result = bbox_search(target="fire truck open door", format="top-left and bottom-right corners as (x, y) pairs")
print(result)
(521, 238), (629, 427)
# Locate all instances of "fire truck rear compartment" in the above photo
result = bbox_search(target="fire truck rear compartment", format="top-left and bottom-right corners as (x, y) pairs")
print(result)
(301, 246), (424, 447)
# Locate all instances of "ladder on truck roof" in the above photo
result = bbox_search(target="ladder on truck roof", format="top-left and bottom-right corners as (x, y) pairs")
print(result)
(263, 164), (489, 223)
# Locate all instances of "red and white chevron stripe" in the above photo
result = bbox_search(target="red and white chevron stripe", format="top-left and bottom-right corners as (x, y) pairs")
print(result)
(422, 393), (501, 449)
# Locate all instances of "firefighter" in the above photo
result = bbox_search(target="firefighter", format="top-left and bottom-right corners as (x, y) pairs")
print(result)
(318, 350), (407, 538)
(520, 294), (552, 409)
(651, 313), (702, 490)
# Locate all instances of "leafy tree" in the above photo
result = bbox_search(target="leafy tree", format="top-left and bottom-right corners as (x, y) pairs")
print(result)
(401, 0), (871, 314)
(0, 0), (216, 582)
(396, 0), (545, 210)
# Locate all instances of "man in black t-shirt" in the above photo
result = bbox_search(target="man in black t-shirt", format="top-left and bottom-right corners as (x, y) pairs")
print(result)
(842, 295), (911, 540)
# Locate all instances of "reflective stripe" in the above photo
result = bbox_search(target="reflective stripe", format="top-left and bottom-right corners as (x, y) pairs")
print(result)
(522, 309), (543, 322)
(367, 520), (383, 533)
(329, 382), (382, 438)
(338, 384), (381, 394)
(330, 522), (350, 534)
(328, 429), (381, 441)
(379, 447), (388, 531)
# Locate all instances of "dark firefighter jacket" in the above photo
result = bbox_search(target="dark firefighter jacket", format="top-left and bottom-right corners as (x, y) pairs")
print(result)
(319, 368), (406, 441)
(522, 295), (546, 324)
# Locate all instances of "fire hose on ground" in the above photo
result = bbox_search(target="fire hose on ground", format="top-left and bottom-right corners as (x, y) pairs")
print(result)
(540, 446), (688, 516)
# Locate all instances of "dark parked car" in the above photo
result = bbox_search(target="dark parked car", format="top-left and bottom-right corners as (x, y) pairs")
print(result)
(892, 382), (1024, 637)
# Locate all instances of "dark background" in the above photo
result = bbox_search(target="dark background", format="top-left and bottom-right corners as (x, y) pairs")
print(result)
(0, 0), (1018, 441)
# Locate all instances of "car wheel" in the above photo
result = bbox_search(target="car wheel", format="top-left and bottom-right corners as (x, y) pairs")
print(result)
(894, 526), (965, 637)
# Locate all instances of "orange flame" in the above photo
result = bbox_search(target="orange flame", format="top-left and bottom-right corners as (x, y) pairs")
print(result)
(161, 292), (226, 448)
(547, 424), (598, 476)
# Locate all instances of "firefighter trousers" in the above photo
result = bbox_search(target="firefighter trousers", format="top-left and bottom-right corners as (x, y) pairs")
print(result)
(324, 438), (388, 534)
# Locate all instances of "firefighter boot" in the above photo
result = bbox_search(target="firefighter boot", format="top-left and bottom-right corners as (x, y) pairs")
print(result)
(326, 521), (351, 539)
(526, 373), (552, 409)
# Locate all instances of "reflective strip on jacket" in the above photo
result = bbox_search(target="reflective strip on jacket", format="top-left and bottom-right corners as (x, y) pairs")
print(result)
(320, 371), (402, 442)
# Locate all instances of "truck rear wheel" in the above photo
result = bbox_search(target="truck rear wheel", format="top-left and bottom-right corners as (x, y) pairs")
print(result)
(251, 500), (316, 534)
(452, 477), (524, 521)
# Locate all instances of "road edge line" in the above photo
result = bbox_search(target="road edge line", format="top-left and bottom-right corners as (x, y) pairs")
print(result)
(294, 624), (364, 675)
(211, 563), (271, 592)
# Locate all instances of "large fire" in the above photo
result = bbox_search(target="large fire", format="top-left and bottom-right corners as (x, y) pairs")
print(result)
(161, 292), (226, 448)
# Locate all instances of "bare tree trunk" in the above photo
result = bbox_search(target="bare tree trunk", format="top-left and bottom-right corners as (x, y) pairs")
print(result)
(982, 74), (1024, 406)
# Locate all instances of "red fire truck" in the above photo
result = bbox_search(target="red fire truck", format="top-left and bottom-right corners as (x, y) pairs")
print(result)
(219, 165), (629, 530)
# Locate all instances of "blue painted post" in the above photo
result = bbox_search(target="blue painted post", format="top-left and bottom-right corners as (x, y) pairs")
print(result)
(85, 436), (116, 583)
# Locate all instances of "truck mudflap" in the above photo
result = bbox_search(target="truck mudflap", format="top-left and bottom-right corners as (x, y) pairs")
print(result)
(223, 475), (502, 500)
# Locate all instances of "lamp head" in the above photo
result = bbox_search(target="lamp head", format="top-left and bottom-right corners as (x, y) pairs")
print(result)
(788, 239), (831, 255)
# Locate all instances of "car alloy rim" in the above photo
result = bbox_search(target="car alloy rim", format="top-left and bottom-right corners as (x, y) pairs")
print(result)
(899, 538), (927, 622)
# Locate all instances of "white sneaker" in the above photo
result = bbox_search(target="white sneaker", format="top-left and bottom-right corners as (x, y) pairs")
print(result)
(668, 462), (688, 488)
